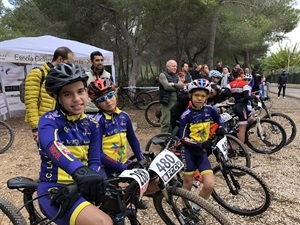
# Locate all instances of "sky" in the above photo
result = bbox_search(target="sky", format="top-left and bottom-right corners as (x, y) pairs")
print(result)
(2, 0), (300, 54)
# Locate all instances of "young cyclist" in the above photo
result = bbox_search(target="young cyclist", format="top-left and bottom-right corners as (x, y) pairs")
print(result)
(37, 63), (112, 225)
(227, 68), (255, 144)
(87, 77), (150, 209)
(179, 78), (225, 210)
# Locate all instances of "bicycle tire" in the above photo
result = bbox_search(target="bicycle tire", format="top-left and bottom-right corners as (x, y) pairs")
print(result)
(117, 93), (125, 110)
(225, 134), (251, 169)
(0, 196), (27, 225)
(135, 92), (152, 110)
(153, 187), (231, 225)
(212, 164), (271, 216)
(0, 121), (15, 154)
(262, 112), (296, 146)
(144, 100), (161, 127)
(245, 118), (287, 154)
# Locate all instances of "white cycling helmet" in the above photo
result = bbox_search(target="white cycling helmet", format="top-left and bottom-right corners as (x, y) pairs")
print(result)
(209, 70), (222, 78)
(188, 78), (211, 93)
(244, 73), (253, 80)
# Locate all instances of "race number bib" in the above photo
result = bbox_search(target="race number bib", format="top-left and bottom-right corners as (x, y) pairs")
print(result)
(119, 169), (150, 199)
(220, 112), (232, 122)
(149, 149), (184, 184)
(257, 101), (262, 108)
(216, 136), (228, 160)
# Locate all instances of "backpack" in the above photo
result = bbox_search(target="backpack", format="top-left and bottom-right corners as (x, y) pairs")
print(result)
(19, 67), (45, 103)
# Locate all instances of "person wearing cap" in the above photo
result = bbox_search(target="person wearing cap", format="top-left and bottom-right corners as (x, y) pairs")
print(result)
(85, 51), (113, 114)
(277, 70), (288, 99)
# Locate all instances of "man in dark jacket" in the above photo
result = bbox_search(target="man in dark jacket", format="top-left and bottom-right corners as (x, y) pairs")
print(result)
(277, 70), (288, 99)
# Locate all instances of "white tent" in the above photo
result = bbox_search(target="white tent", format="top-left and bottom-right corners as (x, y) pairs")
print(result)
(0, 35), (115, 120)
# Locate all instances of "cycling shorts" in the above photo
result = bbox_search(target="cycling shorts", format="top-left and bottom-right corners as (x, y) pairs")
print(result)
(233, 102), (248, 124)
(38, 182), (91, 225)
(180, 146), (212, 175)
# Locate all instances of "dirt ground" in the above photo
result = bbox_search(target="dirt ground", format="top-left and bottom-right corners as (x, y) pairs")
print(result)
(0, 92), (299, 224)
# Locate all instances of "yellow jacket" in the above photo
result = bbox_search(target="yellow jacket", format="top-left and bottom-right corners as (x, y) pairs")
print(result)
(24, 62), (56, 130)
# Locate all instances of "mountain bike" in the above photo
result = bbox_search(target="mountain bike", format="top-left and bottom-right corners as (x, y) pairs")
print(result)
(144, 132), (251, 169)
(117, 86), (153, 110)
(0, 120), (15, 154)
(219, 99), (287, 154)
(205, 135), (271, 216)
(5, 149), (231, 225)
(144, 128), (270, 216)
(144, 100), (161, 127)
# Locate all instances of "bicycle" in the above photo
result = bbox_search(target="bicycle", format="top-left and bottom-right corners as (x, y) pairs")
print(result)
(5, 147), (231, 225)
(0, 120), (15, 154)
(218, 99), (287, 154)
(144, 100), (161, 127)
(144, 128), (270, 216)
(144, 131), (251, 169)
(117, 86), (153, 110)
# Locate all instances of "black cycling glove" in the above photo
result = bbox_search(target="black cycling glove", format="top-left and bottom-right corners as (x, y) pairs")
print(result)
(72, 166), (106, 205)
(215, 127), (226, 137)
(202, 140), (214, 155)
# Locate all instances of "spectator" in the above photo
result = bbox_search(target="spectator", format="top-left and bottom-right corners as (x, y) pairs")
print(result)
(25, 47), (73, 143)
(265, 75), (271, 98)
(38, 63), (112, 225)
(158, 59), (184, 133)
(215, 60), (223, 73)
(180, 62), (192, 83)
(277, 69), (288, 99)
(220, 66), (231, 88)
(199, 64), (210, 79)
(191, 64), (202, 80)
(86, 51), (113, 115)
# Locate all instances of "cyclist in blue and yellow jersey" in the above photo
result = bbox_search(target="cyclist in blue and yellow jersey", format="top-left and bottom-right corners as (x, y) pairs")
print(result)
(87, 77), (151, 209)
(179, 78), (225, 211)
(37, 63), (112, 225)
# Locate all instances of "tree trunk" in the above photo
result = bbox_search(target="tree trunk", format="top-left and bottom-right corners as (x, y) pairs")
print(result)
(206, 8), (220, 69)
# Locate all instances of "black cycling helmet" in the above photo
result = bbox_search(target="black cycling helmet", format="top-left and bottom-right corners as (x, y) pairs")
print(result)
(45, 63), (88, 97)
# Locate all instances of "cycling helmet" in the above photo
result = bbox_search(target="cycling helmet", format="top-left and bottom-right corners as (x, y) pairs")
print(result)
(188, 78), (211, 94)
(209, 70), (222, 78)
(244, 73), (253, 80)
(45, 63), (88, 97)
(87, 77), (115, 101)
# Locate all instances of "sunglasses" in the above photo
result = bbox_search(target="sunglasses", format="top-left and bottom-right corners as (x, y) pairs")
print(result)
(96, 91), (115, 103)
(244, 79), (251, 81)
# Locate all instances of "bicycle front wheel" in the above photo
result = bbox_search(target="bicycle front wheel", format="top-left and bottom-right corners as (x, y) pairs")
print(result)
(245, 118), (286, 154)
(212, 164), (271, 216)
(153, 187), (231, 225)
(0, 196), (27, 225)
(0, 121), (15, 154)
(144, 100), (161, 127)
(262, 112), (296, 146)
(135, 92), (152, 110)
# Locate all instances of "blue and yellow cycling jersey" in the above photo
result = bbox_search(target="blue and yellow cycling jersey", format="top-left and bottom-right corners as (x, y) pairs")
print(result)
(92, 108), (144, 172)
(38, 109), (101, 184)
(179, 105), (224, 150)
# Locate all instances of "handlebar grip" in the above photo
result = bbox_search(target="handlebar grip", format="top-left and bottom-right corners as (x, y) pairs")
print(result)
(171, 126), (179, 139)
(63, 183), (78, 197)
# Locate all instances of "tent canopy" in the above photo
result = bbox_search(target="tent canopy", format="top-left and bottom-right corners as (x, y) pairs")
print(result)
(0, 35), (113, 61)
(0, 35), (113, 65)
